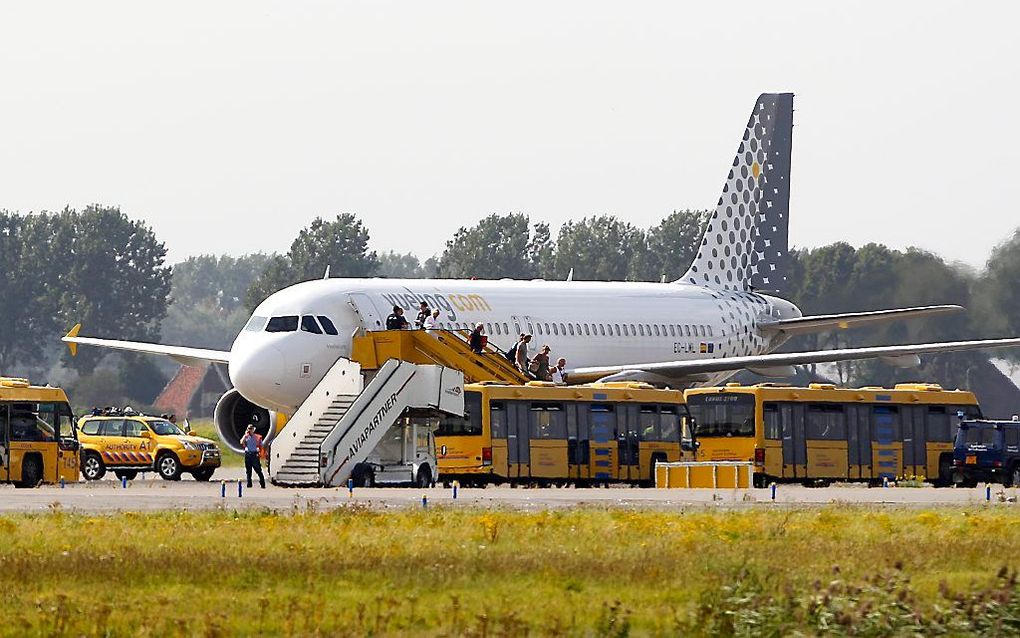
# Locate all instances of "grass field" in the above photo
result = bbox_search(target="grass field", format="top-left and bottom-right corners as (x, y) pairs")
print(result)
(3, 506), (1020, 636)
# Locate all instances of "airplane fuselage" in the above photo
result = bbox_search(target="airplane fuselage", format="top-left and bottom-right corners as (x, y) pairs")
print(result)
(229, 277), (802, 412)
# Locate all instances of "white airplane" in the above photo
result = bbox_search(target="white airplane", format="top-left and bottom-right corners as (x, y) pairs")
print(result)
(64, 93), (1020, 451)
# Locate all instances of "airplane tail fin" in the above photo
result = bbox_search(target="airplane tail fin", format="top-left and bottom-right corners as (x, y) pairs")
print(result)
(677, 93), (793, 291)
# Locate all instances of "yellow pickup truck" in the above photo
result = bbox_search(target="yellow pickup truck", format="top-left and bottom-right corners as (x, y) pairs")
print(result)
(77, 413), (221, 481)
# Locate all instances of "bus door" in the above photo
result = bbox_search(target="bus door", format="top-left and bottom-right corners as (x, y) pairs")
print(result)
(0, 402), (9, 481)
(903, 406), (928, 479)
(780, 403), (807, 478)
(846, 405), (873, 479)
(588, 404), (617, 482)
(506, 401), (530, 479)
(618, 405), (641, 481)
(872, 405), (902, 480)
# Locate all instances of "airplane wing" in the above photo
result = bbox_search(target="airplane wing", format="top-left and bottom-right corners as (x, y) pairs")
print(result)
(568, 337), (1020, 385)
(760, 305), (964, 336)
(62, 324), (230, 367)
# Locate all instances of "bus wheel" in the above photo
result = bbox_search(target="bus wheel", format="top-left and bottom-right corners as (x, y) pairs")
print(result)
(157, 453), (182, 481)
(114, 470), (138, 481)
(415, 465), (432, 489)
(17, 455), (43, 488)
(82, 452), (106, 481)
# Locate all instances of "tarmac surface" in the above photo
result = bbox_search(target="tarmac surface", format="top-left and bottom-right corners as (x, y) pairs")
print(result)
(2, 467), (1018, 513)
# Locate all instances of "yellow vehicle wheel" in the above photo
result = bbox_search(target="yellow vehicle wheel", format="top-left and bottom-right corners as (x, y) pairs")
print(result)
(156, 452), (182, 481)
(16, 455), (43, 488)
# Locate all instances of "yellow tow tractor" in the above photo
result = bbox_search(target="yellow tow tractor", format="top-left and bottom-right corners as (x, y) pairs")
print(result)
(0, 376), (80, 487)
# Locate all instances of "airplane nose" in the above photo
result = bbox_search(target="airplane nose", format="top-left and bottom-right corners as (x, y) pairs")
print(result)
(229, 343), (286, 410)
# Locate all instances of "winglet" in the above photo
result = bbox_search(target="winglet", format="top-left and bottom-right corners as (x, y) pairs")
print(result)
(63, 324), (81, 357)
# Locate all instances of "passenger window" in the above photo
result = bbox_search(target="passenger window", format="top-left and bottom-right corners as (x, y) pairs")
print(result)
(927, 406), (951, 442)
(436, 391), (482, 436)
(669, 325), (676, 337)
(638, 325), (645, 337)
(124, 420), (147, 437)
(659, 406), (679, 441)
(684, 325), (691, 337)
(763, 403), (781, 440)
(490, 403), (506, 439)
(80, 419), (100, 435)
(584, 324), (590, 336)
(638, 406), (658, 440)
(99, 419), (125, 437)
(630, 324), (636, 336)
(553, 324), (559, 336)
(807, 404), (846, 439)
(536, 324), (543, 335)
(654, 325), (660, 337)
(317, 316), (339, 335)
(301, 315), (323, 334)
(707, 326), (714, 337)
(527, 322), (534, 334)
(568, 324), (575, 336)
(266, 316), (299, 332)
(503, 323), (509, 334)
(614, 324), (620, 336)
(622, 325), (629, 337)
(599, 324), (605, 336)
(544, 323), (550, 334)
(1006, 428), (1020, 447)
(529, 403), (566, 439)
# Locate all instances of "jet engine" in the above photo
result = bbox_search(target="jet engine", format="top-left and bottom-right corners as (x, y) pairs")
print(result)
(214, 389), (276, 453)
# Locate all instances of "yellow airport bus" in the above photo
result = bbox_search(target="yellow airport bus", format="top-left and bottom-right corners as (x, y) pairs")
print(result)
(685, 383), (982, 487)
(435, 381), (692, 485)
(0, 377), (80, 487)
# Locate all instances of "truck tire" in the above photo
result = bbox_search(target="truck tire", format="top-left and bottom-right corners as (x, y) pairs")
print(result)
(156, 452), (182, 481)
(16, 455), (43, 488)
(416, 464), (433, 488)
(192, 469), (215, 482)
(82, 452), (106, 481)
(1007, 464), (1020, 488)
(114, 470), (138, 481)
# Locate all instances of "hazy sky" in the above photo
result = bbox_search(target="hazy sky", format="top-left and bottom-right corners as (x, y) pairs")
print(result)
(2, 2), (1017, 269)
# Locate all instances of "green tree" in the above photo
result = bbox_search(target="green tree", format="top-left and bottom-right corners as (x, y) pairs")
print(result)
(437, 213), (548, 279)
(644, 209), (711, 282)
(52, 205), (173, 372)
(171, 254), (271, 312)
(551, 215), (648, 281)
(974, 229), (1020, 362)
(377, 251), (424, 278)
(0, 212), (59, 372)
(246, 214), (379, 308)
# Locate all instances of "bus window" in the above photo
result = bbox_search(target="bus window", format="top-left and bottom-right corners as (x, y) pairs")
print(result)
(436, 391), (482, 436)
(529, 403), (565, 439)
(806, 404), (846, 440)
(638, 406), (658, 440)
(686, 394), (755, 437)
(763, 403), (781, 439)
(927, 406), (951, 442)
(491, 402), (506, 439)
(659, 406), (679, 441)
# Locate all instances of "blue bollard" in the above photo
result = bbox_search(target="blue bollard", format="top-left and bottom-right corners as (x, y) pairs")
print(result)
(237, 480), (243, 498)
(770, 482), (776, 501)
(60, 477), (65, 489)
(987, 485), (992, 501)
(422, 494), (428, 509)
(883, 476), (889, 488)
(453, 481), (459, 500)
(121, 476), (127, 489)
(348, 477), (354, 497)
(220, 480), (226, 498)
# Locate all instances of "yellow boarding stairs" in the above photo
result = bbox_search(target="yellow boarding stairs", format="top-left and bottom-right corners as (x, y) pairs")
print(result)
(351, 329), (529, 385)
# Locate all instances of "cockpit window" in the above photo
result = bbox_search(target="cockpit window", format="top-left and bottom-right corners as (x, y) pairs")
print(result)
(244, 316), (268, 332)
(301, 315), (323, 334)
(318, 316), (339, 335)
(266, 316), (299, 332)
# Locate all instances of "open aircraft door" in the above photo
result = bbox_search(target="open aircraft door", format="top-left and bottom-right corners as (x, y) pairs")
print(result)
(349, 293), (387, 332)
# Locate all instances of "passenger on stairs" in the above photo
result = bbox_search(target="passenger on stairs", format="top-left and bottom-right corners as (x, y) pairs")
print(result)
(385, 305), (410, 330)
(469, 323), (486, 353)
(240, 424), (266, 489)
(423, 309), (441, 332)
(530, 345), (552, 380)
(415, 301), (431, 329)
(514, 334), (532, 374)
